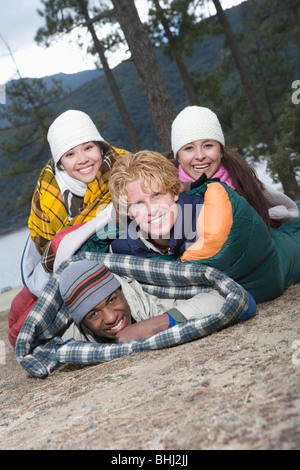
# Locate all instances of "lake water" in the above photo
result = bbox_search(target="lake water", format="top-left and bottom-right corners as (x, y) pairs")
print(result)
(0, 227), (29, 292)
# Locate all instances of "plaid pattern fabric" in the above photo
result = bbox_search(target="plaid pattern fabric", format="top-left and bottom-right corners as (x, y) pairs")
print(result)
(28, 146), (127, 250)
(15, 252), (250, 379)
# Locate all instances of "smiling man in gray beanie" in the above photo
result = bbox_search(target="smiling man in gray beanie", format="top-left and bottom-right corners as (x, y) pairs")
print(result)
(60, 259), (233, 344)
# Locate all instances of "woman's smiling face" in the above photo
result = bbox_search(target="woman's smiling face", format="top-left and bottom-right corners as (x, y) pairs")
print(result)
(58, 141), (102, 183)
(126, 178), (179, 246)
(177, 139), (223, 180)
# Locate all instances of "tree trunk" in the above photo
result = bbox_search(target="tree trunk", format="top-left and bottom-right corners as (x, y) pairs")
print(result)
(152, 0), (199, 105)
(212, 0), (275, 154)
(83, 9), (141, 151)
(273, 164), (300, 200)
(286, 0), (300, 51)
(175, 56), (199, 105)
(212, 0), (300, 198)
(111, 0), (177, 151)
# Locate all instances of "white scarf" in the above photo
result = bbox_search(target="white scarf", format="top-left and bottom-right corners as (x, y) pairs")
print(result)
(55, 168), (87, 220)
(55, 167), (87, 198)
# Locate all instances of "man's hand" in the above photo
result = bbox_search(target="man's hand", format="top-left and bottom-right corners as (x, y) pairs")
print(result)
(115, 313), (170, 343)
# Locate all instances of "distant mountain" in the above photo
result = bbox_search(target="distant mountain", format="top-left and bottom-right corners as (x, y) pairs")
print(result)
(0, 69), (104, 127)
(38, 69), (104, 92)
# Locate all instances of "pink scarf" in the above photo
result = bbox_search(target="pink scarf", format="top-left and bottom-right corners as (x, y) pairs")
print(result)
(178, 163), (236, 191)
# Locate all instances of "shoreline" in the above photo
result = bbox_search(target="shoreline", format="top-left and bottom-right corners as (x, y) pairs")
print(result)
(0, 286), (23, 314)
(0, 225), (28, 240)
(0, 227), (28, 292)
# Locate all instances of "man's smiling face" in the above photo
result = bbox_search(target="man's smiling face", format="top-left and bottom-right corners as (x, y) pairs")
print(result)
(82, 288), (132, 340)
(126, 178), (179, 246)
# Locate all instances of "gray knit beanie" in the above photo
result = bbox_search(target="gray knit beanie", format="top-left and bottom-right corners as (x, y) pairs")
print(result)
(47, 110), (104, 163)
(171, 106), (225, 157)
(60, 260), (121, 324)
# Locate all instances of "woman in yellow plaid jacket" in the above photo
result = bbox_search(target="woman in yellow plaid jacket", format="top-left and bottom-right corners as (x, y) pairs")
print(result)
(28, 109), (127, 274)
(9, 110), (128, 346)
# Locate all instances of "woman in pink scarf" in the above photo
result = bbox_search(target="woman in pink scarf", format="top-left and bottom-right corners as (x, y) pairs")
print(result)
(171, 106), (299, 229)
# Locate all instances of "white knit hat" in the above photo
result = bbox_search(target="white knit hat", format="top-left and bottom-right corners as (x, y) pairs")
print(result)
(47, 110), (104, 163)
(171, 106), (225, 156)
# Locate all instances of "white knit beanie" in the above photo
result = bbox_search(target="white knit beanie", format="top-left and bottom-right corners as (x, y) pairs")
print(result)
(171, 106), (225, 157)
(47, 110), (104, 163)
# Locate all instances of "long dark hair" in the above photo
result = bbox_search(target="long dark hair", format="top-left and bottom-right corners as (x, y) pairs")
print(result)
(222, 147), (271, 229)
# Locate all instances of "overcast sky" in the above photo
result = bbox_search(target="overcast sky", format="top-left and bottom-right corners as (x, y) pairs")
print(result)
(0, 0), (244, 85)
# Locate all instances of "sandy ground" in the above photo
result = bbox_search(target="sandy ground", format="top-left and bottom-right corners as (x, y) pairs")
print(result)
(0, 283), (299, 451)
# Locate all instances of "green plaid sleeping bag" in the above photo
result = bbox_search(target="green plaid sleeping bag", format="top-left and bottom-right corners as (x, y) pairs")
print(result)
(15, 252), (253, 379)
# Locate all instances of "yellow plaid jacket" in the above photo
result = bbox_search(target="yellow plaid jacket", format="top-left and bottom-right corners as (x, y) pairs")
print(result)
(28, 146), (127, 250)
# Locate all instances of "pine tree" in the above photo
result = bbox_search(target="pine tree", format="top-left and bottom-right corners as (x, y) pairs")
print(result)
(36, 0), (140, 151)
(147, 0), (201, 105)
(194, 0), (300, 197)
(0, 38), (68, 177)
(111, 0), (177, 150)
